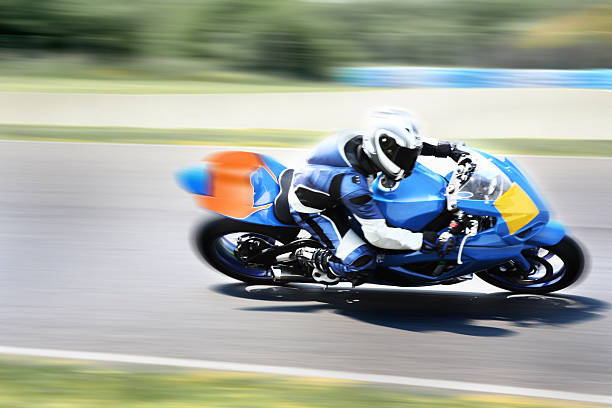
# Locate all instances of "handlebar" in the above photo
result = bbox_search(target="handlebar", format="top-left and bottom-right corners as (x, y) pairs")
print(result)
(446, 155), (476, 211)
(456, 158), (476, 183)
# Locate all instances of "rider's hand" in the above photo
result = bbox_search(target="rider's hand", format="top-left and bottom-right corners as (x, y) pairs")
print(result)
(457, 155), (472, 167)
(421, 231), (438, 252)
(437, 231), (456, 257)
(422, 231), (457, 257)
(450, 142), (468, 162)
(456, 156), (475, 183)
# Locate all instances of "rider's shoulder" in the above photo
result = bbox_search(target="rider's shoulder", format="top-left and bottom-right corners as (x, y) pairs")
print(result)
(335, 129), (362, 148)
(307, 130), (361, 168)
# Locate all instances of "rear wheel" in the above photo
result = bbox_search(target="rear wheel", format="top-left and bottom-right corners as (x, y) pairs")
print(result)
(193, 216), (299, 284)
(476, 236), (586, 294)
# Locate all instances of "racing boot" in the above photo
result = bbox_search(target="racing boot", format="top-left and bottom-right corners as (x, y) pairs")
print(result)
(294, 247), (340, 284)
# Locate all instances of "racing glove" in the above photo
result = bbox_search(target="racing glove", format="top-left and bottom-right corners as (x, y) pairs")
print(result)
(422, 231), (457, 257)
(426, 140), (468, 162)
(456, 155), (476, 183)
(449, 142), (468, 162)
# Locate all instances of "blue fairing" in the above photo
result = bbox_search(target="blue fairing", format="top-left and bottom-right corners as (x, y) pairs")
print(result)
(457, 151), (552, 245)
(373, 162), (447, 230)
(251, 166), (279, 207)
(527, 220), (566, 247)
(242, 155), (289, 226)
(260, 155), (288, 180)
(372, 148), (567, 285)
(175, 162), (210, 196)
(176, 153), (292, 227)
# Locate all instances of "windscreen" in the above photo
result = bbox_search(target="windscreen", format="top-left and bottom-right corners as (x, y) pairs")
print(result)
(455, 151), (512, 201)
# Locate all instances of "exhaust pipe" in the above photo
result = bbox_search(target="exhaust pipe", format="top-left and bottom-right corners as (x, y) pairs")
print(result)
(271, 266), (312, 283)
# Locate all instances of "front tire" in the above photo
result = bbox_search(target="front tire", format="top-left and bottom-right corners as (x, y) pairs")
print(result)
(477, 236), (586, 294)
(192, 216), (299, 284)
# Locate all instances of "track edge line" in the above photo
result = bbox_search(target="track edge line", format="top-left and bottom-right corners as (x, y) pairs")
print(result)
(0, 345), (610, 404)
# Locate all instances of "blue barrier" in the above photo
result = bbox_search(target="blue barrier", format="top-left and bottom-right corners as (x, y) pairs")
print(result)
(335, 67), (612, 89)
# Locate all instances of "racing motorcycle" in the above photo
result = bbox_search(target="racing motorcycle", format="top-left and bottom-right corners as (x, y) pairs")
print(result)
(176, 147), (585, 294)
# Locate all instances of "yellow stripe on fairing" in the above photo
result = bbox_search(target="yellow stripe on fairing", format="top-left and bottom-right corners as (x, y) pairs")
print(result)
(494, 182), (539, 235)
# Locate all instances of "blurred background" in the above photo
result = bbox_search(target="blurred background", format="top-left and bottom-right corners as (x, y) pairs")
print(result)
(0, 1), (611, 407)
(1, 0), (611, 82)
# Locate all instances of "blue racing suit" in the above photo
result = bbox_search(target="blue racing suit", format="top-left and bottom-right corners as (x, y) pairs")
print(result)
(288, 131), (456, 277)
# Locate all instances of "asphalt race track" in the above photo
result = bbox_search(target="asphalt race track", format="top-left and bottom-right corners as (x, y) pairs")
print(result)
(1, 141), (611, 396)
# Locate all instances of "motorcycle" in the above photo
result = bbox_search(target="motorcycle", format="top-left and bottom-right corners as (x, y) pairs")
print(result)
(176, 147), (585, 294)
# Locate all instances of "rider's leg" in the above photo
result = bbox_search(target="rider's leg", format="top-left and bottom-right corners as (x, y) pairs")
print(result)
(290, 208), (376, 284)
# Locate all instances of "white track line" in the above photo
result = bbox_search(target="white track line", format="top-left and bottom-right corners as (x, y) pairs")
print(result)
(0, 346), (610, 405)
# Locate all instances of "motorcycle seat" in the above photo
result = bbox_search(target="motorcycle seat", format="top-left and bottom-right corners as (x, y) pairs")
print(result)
(273, 169), (297, 226)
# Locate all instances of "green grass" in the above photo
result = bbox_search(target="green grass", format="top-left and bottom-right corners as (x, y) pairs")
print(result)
(0, 358), (604, 408)
(0, 57), (363, 94)
(1, 124), (612, 157)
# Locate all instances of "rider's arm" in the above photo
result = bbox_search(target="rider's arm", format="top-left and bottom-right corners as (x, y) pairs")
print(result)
(420, 137), (464, 161)
(338, 174), (423, 251)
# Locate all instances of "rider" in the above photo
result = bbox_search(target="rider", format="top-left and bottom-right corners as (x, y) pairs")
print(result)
(288, 107), (467, 285)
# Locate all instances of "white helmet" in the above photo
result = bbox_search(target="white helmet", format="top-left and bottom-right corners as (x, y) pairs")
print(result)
(362, 107), (423, 180)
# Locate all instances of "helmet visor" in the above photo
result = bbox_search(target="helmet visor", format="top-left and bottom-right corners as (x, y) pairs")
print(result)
(378, 134), (421, 178)
(393, 145), (421, 177)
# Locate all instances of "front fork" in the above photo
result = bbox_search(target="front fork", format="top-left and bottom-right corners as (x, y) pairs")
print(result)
(503, 247), (538, 277)
(514, 252), (533, 272)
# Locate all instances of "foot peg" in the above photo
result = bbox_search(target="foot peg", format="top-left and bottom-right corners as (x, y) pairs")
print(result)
(441, 273), (473, 285)
(311, 268), (340, 284)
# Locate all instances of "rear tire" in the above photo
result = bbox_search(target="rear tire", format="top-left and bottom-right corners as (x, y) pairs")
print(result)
(192, 215), (299, 284)
(477, 236), (586, 294)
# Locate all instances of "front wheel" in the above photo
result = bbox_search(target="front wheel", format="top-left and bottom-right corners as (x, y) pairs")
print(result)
(477, 236), (586, 294)
(193, 216), (299, 284)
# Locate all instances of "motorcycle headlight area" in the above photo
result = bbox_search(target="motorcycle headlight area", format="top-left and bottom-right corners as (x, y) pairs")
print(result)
(456, 156), (512, 202)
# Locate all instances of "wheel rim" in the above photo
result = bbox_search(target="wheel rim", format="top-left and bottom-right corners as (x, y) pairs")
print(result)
(486, 247), (567, 289)
(212, 232), (279, 279)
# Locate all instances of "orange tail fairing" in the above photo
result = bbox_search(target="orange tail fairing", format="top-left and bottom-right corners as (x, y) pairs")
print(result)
(195, 151), (278, 219)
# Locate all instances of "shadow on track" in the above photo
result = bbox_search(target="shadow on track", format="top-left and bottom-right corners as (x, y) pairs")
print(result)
(212, 283), (608, 337)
